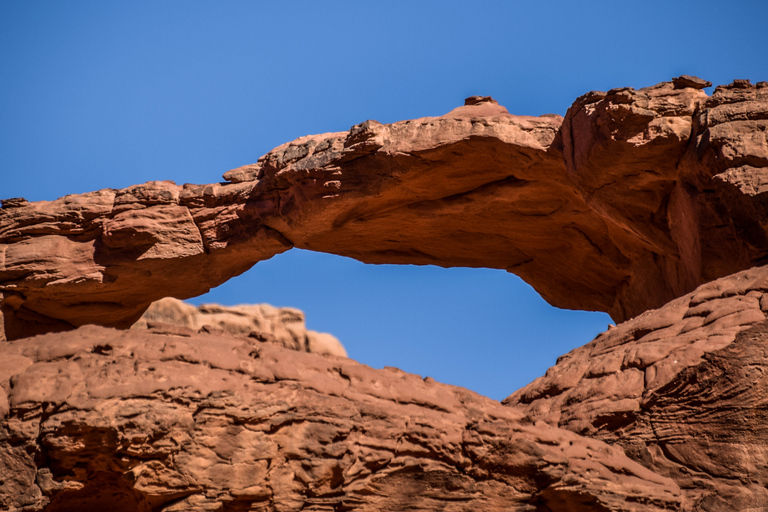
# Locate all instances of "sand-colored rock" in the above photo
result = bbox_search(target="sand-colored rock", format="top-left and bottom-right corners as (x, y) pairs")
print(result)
(132, 297), (347, 357)
(506, 265), (768, 508)
(2, 79), (767, 340)
(0, 326), (681, 511)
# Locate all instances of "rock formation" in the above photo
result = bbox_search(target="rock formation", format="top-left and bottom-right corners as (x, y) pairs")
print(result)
(2, 78), (766, 340)
(506, 265), (768, 508)
(0, 325), (681, 511)
(132, 297), (347, 358)
(2, 76), (768, 510)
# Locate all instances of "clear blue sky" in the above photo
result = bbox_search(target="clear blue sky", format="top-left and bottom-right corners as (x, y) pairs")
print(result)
(2, 1), (767, 400)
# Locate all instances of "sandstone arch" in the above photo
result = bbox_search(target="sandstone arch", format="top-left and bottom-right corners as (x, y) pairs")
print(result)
(3, 77), (768, 510)
(1, 78), (767, 341)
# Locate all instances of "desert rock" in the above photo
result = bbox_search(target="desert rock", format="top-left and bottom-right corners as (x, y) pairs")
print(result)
(2, 77), (768, 510)
(2, 78), (767, 339)
(506, 265), (768, 508)
(132, 297), (347, 357)
(0, 326), (681, 511)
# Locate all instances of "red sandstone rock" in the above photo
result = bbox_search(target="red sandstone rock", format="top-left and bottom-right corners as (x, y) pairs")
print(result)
(2, 78), (768, 510)
(132, 297), (347, 357)
(1, 79), (767, 338)
(0, 326), (682, 511)
(506, 265), (768, 508)
(0, 181), (294, 340)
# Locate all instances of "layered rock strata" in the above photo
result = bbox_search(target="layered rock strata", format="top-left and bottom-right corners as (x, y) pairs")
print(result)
(132, 297), (347, 357)
(2, 78), (767, 340)
(0, 326), (681, 511)
(506, 265), (768, 509)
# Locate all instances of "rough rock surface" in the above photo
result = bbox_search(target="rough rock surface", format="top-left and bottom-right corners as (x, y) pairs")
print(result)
(2, 79), (768, 339)
(0, 326), (682, 511)
(3, 77), (768, 510)
(506, 265), (768, 509)
(132, 297), (347, 357)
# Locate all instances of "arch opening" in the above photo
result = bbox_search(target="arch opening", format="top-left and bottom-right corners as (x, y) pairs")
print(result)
(186, 249), (611, 400)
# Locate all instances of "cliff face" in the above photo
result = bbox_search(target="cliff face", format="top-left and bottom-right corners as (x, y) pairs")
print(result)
(2, 77), (768, 511)
(2, 79), (767, 340)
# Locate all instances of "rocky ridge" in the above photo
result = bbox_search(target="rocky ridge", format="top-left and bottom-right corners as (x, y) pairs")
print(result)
(0, 325), (681, 512)
(132, 297), (347, 358)
(506, 265), (768, 508)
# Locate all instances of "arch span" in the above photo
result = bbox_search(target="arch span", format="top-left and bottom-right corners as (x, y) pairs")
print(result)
(1, 79), (767, 340)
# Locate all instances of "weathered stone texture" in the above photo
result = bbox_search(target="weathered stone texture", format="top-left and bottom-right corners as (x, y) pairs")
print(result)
(507, 265), (768, 509)
(2, 79), (767, 339)
(0, 326), (681, 511)
(132, 297), (347, 357)
(3, 77), (768, 510)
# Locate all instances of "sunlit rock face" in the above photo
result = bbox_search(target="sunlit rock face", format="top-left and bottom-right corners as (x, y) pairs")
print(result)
(506, 265), (768, 508)
(0, 326), (682, 512)
(2, 79), (767, 339)
(132, 297), (347, 358)
(2, 77), (768, 511)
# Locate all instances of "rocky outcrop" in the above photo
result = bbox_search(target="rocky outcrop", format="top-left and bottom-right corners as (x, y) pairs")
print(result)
(561, 79), (768, 320)
(132, 297), (347, 357)
(0, 326), (682, 511)
(505, 265), (768, 509)
(9, 272), (768, 511)
(2, 79), (767, 340)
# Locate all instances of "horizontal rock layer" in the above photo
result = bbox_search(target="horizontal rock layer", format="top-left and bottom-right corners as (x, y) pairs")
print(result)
(506, 265), (768, 509)
(1, 79), (767, 339)
(0, 326), (681, 511)
(132, 297), (347, 357)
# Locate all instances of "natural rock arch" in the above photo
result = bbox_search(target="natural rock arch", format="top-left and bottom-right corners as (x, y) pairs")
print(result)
(1, 78), (767, 342)
(2, 77), (768, 511)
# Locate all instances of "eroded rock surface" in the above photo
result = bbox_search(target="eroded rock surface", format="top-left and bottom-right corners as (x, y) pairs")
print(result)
(2, 79), (767, 339)
(506, 265), (768, 509)
(3, 78), (768, 510)
(0, 326), (681, 511)
(132, 297), (347, 357)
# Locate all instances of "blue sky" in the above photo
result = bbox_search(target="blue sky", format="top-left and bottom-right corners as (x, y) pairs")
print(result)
(2, 1), (767, 400)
